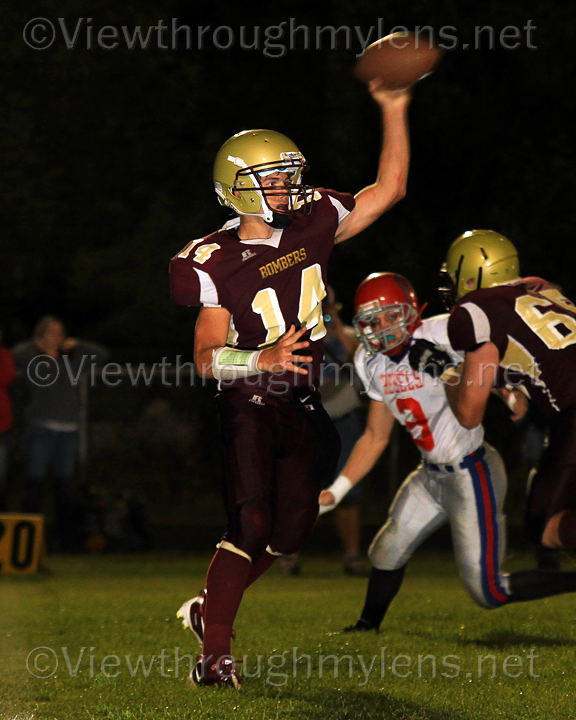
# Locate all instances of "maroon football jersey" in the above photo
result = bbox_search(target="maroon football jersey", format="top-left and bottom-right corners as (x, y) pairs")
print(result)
(170, 189), (355, 388)
(448, 279), (576, 415)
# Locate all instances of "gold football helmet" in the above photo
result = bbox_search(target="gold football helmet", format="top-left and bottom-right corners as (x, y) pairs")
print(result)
(439, 229), (520, 308)
(213, 129), (314, 224)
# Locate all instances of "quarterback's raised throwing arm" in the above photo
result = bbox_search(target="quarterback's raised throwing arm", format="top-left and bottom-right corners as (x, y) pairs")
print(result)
(335, 86), (411, 243)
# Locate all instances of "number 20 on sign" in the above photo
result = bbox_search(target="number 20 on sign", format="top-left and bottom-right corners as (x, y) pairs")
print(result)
(0, 513), (44, 574)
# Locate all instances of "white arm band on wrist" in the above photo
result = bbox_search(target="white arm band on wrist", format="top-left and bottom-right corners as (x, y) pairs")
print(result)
(326, 475), (354, 505)
(211, 347), (264, 380)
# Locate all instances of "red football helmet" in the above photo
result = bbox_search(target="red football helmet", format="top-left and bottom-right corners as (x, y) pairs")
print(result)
(353, 272), (422, 355)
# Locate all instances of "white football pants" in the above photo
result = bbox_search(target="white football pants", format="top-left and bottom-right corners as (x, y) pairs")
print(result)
(369, 443), (510, 608)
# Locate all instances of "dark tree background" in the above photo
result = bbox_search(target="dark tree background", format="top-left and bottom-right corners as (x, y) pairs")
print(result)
(1, 1), (574, 528)
(2, 0), (574, 349)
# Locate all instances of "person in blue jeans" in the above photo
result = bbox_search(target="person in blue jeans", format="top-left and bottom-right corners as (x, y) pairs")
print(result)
(13, 316), (108, 550)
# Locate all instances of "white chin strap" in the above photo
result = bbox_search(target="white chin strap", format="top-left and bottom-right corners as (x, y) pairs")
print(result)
(253, 190), (275, 223)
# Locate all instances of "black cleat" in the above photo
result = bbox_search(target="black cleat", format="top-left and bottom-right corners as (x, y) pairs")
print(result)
(343, 618), (379, 633)
(188, 656), (242, 690)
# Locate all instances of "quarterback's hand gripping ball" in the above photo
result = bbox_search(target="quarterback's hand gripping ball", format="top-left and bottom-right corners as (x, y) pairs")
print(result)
(354, 32), (443, 90)
(408, 338), (453, 378)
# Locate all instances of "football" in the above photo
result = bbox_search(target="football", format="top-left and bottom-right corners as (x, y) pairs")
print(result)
(354, 32), (443, 89)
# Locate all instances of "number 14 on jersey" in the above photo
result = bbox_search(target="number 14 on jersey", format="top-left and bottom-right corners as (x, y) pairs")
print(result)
(250, 264), (327, 347)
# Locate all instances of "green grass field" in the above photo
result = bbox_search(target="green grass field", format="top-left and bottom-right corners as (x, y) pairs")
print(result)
(1, 551), (575, 720)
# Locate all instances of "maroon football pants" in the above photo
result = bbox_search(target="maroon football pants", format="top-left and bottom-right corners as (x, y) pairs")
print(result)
(527, 403), (576, 547)
(215, 385), (341, 560)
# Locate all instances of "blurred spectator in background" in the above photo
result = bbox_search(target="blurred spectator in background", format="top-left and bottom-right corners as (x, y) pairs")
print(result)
(79, 484), (150, 554)
(12, 316), (108, 551)
(280, 287), (368, 576)
(0, 329), (16, 511)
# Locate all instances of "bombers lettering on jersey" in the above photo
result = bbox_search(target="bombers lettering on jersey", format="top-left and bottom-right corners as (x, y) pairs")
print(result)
(169, 188), (356, 388)
(260, 248), (307, 279)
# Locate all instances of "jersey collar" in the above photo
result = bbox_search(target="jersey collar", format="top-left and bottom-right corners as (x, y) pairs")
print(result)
(222, 218), (284, 249)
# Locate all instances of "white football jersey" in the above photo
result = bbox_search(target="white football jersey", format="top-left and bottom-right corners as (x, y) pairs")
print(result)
(355, 314), (484, 464)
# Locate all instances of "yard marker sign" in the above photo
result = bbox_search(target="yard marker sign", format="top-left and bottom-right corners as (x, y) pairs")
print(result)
(0, 513), (44, 574)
